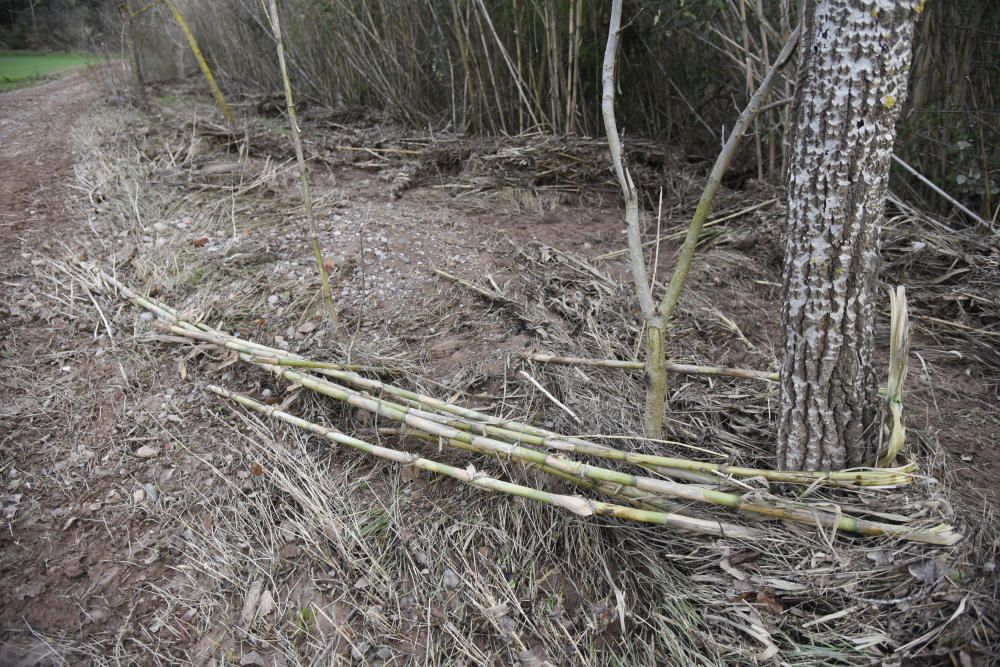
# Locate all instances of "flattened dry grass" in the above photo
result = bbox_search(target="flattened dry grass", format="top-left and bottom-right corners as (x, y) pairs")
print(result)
(42, 86), (999, 665)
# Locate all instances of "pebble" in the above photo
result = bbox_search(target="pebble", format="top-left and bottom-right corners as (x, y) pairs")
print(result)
(442, 569), (461, 589)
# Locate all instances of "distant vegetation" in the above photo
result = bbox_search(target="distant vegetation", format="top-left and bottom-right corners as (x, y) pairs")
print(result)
(134, 0), (993, 219)
(0, 51), (96, 92)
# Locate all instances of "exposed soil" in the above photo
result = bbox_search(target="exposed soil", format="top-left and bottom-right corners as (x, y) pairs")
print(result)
(0, 71), (164, 662)
(1, 71), (998, 665)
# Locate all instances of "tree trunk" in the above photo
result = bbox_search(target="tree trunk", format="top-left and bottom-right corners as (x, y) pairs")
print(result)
(778, 0), (920, 471)
(122, 5), (147, 106)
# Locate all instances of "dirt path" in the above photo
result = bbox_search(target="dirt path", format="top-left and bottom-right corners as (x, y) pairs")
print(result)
(0, 73), (98, 254)
(0, 72), (134, 665)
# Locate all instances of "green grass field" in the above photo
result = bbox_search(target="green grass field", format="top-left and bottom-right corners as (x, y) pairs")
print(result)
(0, 51), (96, 92)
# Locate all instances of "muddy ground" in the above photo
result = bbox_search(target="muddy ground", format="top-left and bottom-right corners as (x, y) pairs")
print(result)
(1, 69), (998, 666)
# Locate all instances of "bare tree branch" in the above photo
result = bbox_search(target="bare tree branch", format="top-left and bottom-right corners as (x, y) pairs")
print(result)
(601, 0), (655, 322)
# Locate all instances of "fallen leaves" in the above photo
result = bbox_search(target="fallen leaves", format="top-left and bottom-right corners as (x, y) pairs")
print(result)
(241, 578), (275, 628)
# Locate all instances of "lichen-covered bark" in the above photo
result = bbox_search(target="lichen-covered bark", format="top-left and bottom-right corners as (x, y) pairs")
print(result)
(778, 0), (919, 471)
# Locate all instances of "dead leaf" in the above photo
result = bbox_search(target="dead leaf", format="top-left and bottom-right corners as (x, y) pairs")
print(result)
(257, 589), (274, 618)
(908, 557), (948, 584)
(755, 589), (784, 615)
(517, 647), (555, 667)
(729, 550), (761, 566)
(241, 578), (264, 626)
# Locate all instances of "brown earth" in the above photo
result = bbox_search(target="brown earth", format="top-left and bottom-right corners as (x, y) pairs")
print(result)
(1, 70), (998, 665)
(0, 71), (167, 663)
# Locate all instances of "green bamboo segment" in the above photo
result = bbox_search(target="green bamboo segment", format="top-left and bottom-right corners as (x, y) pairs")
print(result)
(244, 360), (958, 544)
(208, 385), (754, 538)
(162, 0), (234, 125)
(97, 269), (916, 490)
(383, 427), (685, 516)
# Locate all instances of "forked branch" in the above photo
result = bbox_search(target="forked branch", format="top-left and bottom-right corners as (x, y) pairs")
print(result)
(601, 0), (799, 437)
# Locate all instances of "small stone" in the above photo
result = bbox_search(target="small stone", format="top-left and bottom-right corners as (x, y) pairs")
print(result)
(136, 445), (160, 458)
(442, 569), (461, 590)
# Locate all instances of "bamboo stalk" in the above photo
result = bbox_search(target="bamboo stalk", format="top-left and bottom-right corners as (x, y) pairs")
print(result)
(208, 385), (756, 538)
(164, 320), (912, 490)
(93, 267), (914, 490)
(657, 25), (801, 325)
(93, 266), (912, 488)
(218, 362), (953, 544)
(266, 0), (338, 329)
(380, 427), (683, 516)
(86, 268), (958, 543)
(242, 362), (950, 542)
(243, 354), (397, 375)
(121, 3), (147, 105)
(525, 352), (779, 382)
(473, 0), (540, 131)
(162, 0), (234, 125)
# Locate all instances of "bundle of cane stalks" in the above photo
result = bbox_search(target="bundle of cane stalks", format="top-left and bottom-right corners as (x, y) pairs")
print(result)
(82, 265), (960, 546)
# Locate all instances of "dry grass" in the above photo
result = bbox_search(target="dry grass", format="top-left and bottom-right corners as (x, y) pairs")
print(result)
(18, 82), (995, 666)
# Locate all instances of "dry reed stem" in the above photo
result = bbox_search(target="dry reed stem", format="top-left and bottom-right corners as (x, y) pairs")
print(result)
(526, 352), (779, 382)
(162, 0), (234, 125)
(265, 0), (338, 329)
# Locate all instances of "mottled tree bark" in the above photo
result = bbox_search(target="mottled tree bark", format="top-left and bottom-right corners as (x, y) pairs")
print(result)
(778, 0), (920, 471)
